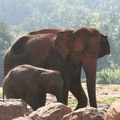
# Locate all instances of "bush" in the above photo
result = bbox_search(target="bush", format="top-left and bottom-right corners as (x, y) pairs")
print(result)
(0, 22), (15, 85)
(97, 67), (120, 84)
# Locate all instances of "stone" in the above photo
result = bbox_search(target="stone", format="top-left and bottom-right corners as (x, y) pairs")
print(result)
(13, 117), (30, 120)
(98, 105), (110, 113)
(105, 101), (120, 120)
(28, 102), (72, 120)
(0, 99), (31, 120)
(63, 107), (105, 120)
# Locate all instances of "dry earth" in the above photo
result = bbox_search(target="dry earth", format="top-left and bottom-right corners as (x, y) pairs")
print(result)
(46, 83), (120, 109)
(1, 84), (120, 109)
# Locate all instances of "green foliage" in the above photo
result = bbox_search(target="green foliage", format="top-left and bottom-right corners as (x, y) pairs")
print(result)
(97, 65), (120, 84)
(0, 21), (14, 84)
(0, 22), (13, 50)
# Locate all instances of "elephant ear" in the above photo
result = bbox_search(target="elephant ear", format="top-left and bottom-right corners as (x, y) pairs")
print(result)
(98, 34), (110, 58)
(54, 30), (74, 60)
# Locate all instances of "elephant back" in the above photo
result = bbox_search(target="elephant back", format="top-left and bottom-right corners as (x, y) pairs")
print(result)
(29, 29), (61, 35)
(11, 36), (30, 54)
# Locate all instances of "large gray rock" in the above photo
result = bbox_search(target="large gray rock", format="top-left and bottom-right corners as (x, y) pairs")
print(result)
(0, 99), (31, 120)
(63, 107), (105, 120)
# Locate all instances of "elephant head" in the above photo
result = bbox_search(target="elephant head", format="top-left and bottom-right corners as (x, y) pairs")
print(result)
(98, 34), (110, 58)
(39, 70), (63, 102)
(72, 28), (110, 58)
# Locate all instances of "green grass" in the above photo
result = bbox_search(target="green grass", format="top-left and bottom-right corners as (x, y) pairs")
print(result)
(99, 97), (120, 105)
(68, 97), (120, 108)
(68, 99), (77, 108)
(0, 88), (3, 97)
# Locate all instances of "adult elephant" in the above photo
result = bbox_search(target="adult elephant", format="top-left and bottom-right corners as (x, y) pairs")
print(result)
(4, 29), (76, 107)
(4, 28), (110, 109)
(68, 28), (110, 108)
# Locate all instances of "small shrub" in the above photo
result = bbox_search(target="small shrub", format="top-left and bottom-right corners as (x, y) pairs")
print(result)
(97, 67), (120, 84)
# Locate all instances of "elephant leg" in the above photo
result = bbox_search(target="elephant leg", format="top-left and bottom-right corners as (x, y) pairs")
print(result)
(26, 93), (41, 110)
(70, 78), (88, 110)
(56, 89), (63, 103)
(27, 93), (46, 110)
(25, 87), (46, 110)
(68, 64), (87, 109)
(39, 93), (46, 107)
(62, 71), (71, 105)
(26, 94), (46, 110)
(62, 84), (69, 105)
(83, 55), (97, 108)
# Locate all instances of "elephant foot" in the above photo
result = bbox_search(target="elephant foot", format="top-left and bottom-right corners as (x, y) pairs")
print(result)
(74, 98), (88, 110)
(90, 103), (97, 108)
(90, 102), (97, 108)
(89, 98), (97, 108)
(74, 103), (87, 110)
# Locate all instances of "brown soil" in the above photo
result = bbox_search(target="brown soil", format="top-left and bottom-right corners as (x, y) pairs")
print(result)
(46, 84), (120, 108)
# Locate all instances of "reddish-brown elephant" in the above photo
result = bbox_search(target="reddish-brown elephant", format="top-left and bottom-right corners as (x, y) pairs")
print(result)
(68, 28), (110, 108)
(4, 28), (110, 109)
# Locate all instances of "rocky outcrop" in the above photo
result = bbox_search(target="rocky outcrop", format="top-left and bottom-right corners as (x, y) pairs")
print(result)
(15, 103), (106, 120)
(0, 99), (31, 120)
(63, 107), (105, 120)
(13, 117), (30, 120)
(14, 103), (72, 120)
(30, 103), (72, 120)
(2, 99), (120, 120)
(105, 101), (120, 120)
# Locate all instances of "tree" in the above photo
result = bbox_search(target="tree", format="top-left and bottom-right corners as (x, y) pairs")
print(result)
(0, 21), (14, 84)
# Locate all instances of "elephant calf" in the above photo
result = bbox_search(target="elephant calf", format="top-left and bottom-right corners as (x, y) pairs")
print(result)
(3, 64), (63, 110)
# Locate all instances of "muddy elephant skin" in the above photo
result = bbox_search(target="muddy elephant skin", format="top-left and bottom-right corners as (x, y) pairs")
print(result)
(4, 28), (110, 109)
(3, 64), (63, 110)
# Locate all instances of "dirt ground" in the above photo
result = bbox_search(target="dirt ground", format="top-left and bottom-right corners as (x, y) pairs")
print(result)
(46, 83), (120, 108)
(1, 84), (120, 109)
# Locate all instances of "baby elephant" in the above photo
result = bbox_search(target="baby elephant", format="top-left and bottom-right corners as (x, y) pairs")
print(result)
(3, 64), (63, 110)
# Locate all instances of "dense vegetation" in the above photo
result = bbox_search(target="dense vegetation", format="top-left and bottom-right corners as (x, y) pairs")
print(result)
(0, 0), (120, 84)
(0, 22), (14, 84)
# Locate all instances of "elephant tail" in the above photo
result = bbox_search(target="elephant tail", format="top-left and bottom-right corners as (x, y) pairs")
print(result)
(2, 90), (4, 100)
(2, 88), (6, 102)
(11, 35), (30, 54)
(2, 83), (5, 101)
